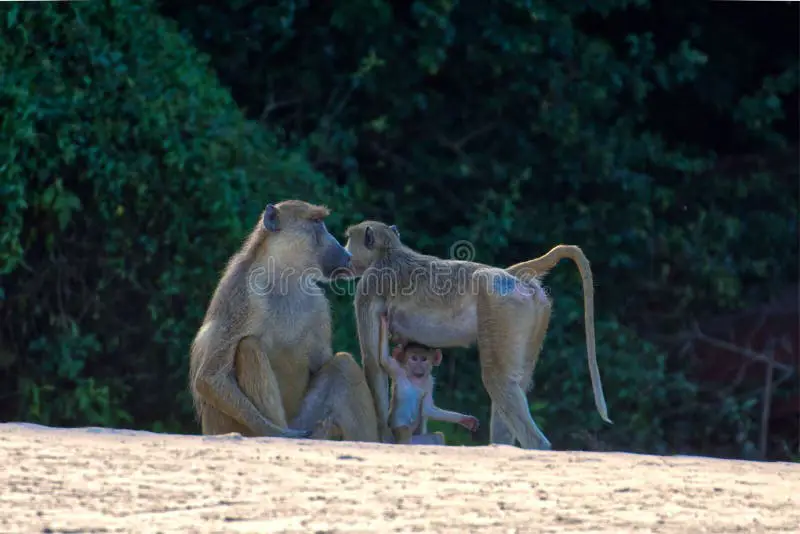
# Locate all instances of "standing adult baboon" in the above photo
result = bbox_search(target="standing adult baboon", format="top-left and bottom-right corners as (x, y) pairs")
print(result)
(189, 200), (378, 442)
(343, 221), (611, 450)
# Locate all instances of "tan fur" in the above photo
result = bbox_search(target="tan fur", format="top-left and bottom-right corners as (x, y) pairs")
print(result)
(344, 221), (611, 450)
(188, 200), (378, 441)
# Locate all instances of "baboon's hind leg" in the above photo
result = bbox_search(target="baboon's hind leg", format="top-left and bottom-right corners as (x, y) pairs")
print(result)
(235, 336), (289, 428)
(200, 337), (289, 437)
(478, 295), (551, 450)
(521, 300), (551, 393)
(290, 352), (380, 443)
(289, 363), (335, 434)
(486, 378), (551, 450)
(489, 406), (517, 446)
(200, 404), (250, 436)
(495, 300), (552, 447)
(326, 352), (380, 442)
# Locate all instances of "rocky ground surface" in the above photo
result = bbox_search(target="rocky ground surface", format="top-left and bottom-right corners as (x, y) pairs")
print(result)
(1, 423), (798, 533)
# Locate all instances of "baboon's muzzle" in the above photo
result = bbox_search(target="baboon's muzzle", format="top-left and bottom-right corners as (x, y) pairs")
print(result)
(320, 241), (354, 280)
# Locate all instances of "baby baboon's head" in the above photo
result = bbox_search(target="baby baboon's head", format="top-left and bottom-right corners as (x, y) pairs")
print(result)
(392, 342), (442, 379)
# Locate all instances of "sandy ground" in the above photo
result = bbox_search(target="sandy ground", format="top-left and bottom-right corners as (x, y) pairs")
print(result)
(0, 423), (798, 534)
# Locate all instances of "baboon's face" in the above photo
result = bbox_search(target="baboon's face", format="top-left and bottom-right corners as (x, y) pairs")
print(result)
(343, 221), (400, 277)
(398, 346), (442, 379)
(263, 201), (353, 281)
(304, 219), (353, 281)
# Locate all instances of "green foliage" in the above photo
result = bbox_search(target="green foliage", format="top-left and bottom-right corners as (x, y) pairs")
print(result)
(0, 0), (342, 430)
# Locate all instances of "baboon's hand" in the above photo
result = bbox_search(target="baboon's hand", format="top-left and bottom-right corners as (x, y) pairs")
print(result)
(459, 416), (479, 432)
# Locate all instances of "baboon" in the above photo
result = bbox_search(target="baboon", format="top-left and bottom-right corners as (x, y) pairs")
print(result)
(379, 313), (480, 445)
(343, 221), (611, 450)
(188, 200), (378, 442)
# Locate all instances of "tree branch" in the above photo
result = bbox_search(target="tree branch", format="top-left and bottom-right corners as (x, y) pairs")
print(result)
(436, 122), (498, 158)
(690, 321), (794, 376)
(259, 93), (302, 123)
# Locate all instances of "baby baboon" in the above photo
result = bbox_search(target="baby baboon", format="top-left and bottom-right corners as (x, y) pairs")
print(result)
(344, 221), (611, 450)
(379, 313), (479, 444)
(189, 200), (378, 441)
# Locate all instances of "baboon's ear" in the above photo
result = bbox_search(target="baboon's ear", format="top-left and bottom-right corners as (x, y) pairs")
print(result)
(389, 225), (400, 238)
(364, 225), (375, 249)
(263, 203), (280, 232)
(432, 349), (442, 367)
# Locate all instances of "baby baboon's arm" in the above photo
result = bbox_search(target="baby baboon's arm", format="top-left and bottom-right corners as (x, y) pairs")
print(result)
(378, 313), (404, 381)
(421, 393), (480, 432)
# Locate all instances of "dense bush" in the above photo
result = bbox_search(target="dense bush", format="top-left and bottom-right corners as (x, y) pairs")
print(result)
(0, 0), (347, 431)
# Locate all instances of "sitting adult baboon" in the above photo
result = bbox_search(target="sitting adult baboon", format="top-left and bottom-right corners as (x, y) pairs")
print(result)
(188, 200), (378, 441)
(343, 221), (611, 450)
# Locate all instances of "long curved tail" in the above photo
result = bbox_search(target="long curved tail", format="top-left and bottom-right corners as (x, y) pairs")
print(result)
(506, 245), (612, 424)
